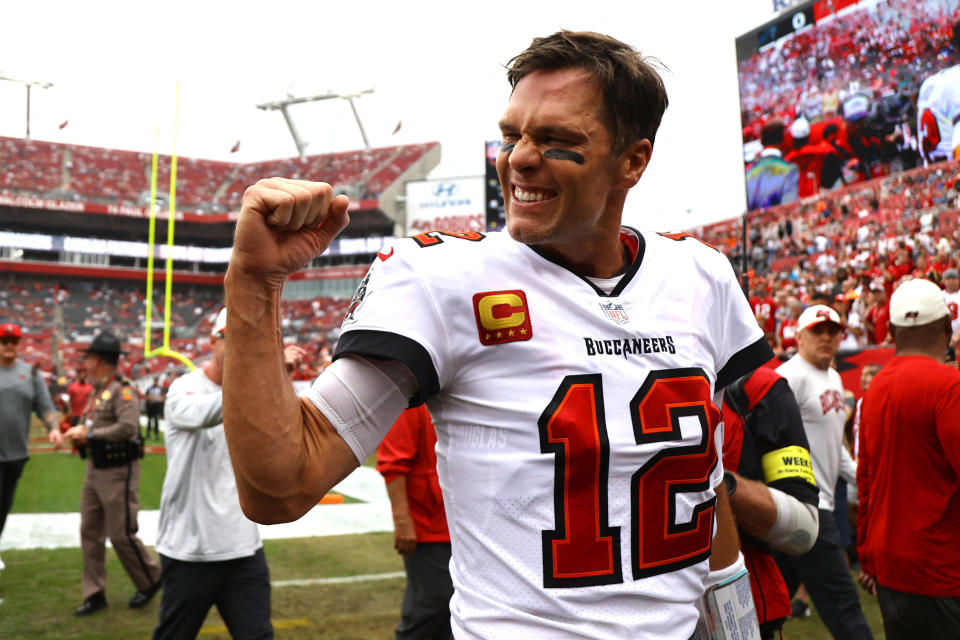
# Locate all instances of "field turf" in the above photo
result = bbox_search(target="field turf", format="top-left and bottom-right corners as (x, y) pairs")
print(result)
(3, 424), (886, 638)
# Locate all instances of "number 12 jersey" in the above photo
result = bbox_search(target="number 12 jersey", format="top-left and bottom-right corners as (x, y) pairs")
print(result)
(332, 228), (771, 639)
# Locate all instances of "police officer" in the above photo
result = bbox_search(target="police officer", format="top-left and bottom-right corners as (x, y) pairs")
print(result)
(63, 331), (162, 616)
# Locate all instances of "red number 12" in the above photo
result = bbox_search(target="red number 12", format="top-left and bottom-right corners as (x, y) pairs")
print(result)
(538, 368), (719, 588)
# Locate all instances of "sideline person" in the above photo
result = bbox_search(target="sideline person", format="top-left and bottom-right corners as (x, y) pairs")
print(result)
(721, 364), (820, 639)
(152, 308), (273, 639)
(776, 306), (873, 639)
(0, 322), (62, 571)
(63, 331), (162, 616)
(857, 279), (960, 639)
(222, 31), (773, 639)
(377, 405), (453, 640)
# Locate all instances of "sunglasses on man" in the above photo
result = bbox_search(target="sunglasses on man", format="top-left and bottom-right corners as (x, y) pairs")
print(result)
(1, 337), (20, 345)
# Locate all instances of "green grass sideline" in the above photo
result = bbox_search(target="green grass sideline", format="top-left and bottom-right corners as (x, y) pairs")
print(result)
(8, 424), (885, 638)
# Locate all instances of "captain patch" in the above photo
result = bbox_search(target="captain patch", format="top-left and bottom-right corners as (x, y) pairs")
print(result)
(473, 290), (533, 346)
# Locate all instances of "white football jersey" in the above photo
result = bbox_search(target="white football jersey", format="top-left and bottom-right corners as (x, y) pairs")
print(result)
(944, 288), (960, 337)
(334, 228), (770, 639)
(917, 65), (960, 165)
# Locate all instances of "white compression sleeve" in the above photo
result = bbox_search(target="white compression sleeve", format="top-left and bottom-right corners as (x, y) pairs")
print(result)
(762, 486), (819, 555)
(306, 355), (418, 464)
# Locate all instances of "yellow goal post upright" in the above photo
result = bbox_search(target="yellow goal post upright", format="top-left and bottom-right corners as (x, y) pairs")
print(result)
(143, 82), (194, 371)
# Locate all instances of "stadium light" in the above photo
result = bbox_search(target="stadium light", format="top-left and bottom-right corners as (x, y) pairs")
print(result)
(256, 87), (374, 158)
(0, 74), (53, 140)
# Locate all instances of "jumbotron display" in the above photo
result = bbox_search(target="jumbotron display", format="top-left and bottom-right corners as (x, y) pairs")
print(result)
(736, 0), (960, 213)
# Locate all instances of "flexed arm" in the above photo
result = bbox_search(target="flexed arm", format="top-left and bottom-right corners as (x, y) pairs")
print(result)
(223, 178), (358, 524)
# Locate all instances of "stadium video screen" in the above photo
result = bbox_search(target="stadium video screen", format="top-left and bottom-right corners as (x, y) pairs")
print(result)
(736, 0), (960, 214)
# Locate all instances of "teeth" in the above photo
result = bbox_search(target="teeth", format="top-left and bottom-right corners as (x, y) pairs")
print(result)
(514, 187), (549, 202)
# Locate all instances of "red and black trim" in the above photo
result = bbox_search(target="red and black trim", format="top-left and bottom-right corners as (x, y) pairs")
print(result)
(527, 226), (646, 298)
(716, 337), (774, 390)
(630, 369), (718, 580)
(538, 375), (623, 588)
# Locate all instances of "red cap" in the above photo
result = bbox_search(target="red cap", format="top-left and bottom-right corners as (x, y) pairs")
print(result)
(1, 323), (21, 339)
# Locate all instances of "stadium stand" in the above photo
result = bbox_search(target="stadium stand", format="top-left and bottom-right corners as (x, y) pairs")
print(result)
(0, 135), (438, 387)
(739, 1), (957, 142)
(0, 135), (438, 215)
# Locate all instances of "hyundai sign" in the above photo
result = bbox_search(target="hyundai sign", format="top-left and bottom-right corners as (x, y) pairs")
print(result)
(405, 177), (484, 235)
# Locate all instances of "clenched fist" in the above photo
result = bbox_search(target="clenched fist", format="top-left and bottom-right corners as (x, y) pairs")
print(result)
(229, 178), (350, 289)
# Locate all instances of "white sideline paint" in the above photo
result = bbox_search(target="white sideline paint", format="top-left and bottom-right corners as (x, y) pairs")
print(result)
(273, 571), (405, 588)
(1, 467), (392, 551)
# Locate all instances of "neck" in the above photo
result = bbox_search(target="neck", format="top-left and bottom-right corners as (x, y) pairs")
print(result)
(0, 356), (15, 367)
(895, 345), (946, 363)
(93, 367), (117, 384)
(539, 227), (629, 279)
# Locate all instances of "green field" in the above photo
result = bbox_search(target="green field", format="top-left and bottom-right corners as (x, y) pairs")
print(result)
(3, 425), (886, 638)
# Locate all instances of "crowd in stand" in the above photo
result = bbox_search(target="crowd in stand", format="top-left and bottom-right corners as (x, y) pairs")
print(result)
(739, 0), (955, 145)
(0, 136), (436, 214)
(0, 281), (347, 384)
(700, 158), (960, 362)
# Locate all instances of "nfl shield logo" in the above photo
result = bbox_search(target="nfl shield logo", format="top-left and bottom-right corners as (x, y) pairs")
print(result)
(600, 302), (629, 325)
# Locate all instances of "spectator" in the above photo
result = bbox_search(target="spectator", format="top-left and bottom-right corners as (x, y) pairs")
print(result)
(776, 306), (873, 639)
(864, 282), (891, 345)
(943, 268), (960, 348)
(0, 322), (63, 572)
(152, 308), (273, 639)
(857, 279), (960, 638)
(66, 368), (94, 427)
(376, 406), (453, 640)
(746, 120), (801, 211)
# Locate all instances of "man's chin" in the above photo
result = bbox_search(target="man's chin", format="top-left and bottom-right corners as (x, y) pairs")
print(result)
(505, 219), (551, 245)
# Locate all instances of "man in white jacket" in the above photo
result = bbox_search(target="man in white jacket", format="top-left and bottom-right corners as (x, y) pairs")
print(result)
(152, 308), (273, 639)
(776, 305), (872, 640)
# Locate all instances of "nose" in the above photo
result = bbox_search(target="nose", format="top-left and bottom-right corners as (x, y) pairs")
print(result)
(508, 137), (543, 173)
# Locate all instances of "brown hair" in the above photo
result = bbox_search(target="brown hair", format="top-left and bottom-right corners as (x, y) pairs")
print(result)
(506, 30), (669, 155)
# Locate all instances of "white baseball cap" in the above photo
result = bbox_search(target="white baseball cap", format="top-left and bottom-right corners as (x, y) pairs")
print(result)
(790, 117), (810, 139)
(211, 308), (227, 336)
(797, 304), (843, 332)
(889, 279), (948, 327)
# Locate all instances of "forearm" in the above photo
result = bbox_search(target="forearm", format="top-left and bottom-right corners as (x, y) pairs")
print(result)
(385, 476), (414, 526)
(41, 410), (59, 433)
(223, 270), (357, 523)
(710, 481), (741, 570)
(727, 472), (778, 537)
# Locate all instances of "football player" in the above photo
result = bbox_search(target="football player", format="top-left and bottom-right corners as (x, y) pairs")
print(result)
(222, 31), (772, 639)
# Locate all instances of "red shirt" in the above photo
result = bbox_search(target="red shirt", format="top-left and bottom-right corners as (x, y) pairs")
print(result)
(750, 296), (777, 335)
(376, 406), (449, 543)
(857, 356), (960, 596)
(66, 380), (93, 418)
(866, 302), (890, 344)
(778, 317), (799, 352)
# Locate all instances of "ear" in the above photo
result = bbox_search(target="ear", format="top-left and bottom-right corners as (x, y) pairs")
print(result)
(614, 139), (653, 189)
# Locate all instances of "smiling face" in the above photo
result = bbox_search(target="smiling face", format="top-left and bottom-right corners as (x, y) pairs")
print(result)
(496, 67), (650, 275)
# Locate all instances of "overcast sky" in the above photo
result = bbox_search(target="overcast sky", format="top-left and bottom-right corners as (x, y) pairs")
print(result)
(0, 0), (781, 229)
